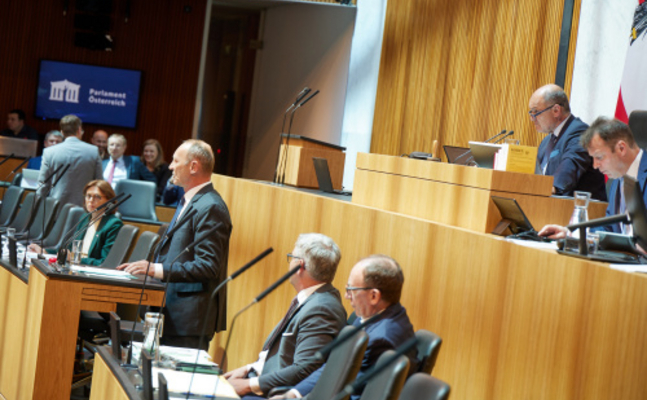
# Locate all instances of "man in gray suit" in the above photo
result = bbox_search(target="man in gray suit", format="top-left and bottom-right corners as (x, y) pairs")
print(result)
(225, 233), (347, 398)
(119, 139), (232, 349)
(37, 115), (103, 206)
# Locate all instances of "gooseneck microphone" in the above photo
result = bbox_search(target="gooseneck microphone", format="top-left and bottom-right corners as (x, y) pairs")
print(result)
(484, 129), (507, 143)
(493, 130), (515, 144)
(3, 156), (29, 181)
(0, 153), (15, 169)
(331, 337), (418, 400)
(273, 87), (312, 183)
(314, 313), (381, 361)
(51, 163), (71, 187)
(279, 90), (321, 185)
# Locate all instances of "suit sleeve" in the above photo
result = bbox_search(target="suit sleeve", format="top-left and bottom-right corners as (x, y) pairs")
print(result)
(82, 218), (123, 266)
(552, 133), (592, 195)
(258, 302), (345, 393)
(94, 152), (103, 180)
(293, 366), (323, 397)
(36, 152), (51, 198)
(162, 197), (231, 283)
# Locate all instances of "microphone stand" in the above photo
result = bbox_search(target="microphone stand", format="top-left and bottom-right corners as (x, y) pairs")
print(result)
(273, 88), (311, 184)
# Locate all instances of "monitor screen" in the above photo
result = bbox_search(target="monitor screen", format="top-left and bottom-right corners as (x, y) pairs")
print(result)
(35, 60), (142, 129)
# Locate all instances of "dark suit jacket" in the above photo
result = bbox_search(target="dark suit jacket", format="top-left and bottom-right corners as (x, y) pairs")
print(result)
(596, 153), (647, 233)
(102, 156), (156, 183)
(157, 184), (232, 338)
(295, 303), (416, 399)
(536, 115), (607, 201)
(257, 283), (347, 395)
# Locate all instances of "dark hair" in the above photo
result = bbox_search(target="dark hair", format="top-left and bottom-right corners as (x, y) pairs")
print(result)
(360, 254), (404, 304)
(141, 139), (165, 169)
(580, 117), (636, 150)
(9, 109), (26, 121)
(83, 180), (117, 213)
(59, 115), (82, 137)
(542, 87), (571, 113)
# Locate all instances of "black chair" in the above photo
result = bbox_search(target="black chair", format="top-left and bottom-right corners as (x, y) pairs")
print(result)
(127, 231), (159, 262)
(357, 350), (410, 400)
(0, 192), (39, 234)
(397, 373), (450, 400)
(42, 205), (85, 250)
(115, 179), (160, 224)
(99, 225), (139, 269)
(0, 185), (24, 226)
(415, 329), (442, 374)
(268, 325), (368, 399)
(16, 196), (60, 241)
(629, 110), (647, 150)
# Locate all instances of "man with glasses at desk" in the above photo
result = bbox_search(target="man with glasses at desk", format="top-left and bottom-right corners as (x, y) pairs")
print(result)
(529, 84), (606, 201)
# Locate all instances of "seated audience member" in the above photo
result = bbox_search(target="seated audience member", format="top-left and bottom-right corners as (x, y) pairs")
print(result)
(102, 133), (155, 188)
(91, 130), (109, 160)
(27, 130), (64, 170)
(141, 139), (171, 202)
(28, 179), (123, 266)
(272, 255), (416, 400)
(540, 117), (646, 238)
(161, 179), (185, 206)
(0, 109), (39, 141)
(225, 233), (347, 398)
(529, 84), (606, 201)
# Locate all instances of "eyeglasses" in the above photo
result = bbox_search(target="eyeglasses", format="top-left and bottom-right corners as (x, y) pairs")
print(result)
(85, 194), (104, 201)
(345, 286), (376, 295)
(287, 253), (304, 263)
(528, 104), (557, 119)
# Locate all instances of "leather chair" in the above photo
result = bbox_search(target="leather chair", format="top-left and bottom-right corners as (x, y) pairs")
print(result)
(99, 225), (139, 269)
(357, 350), (410, 400)
(397, 373), (450, 400)
(42, 205), (85, 250)
(127, 231), (160, 262)
(0, 192), (39, 234)
(115, 179), (160, 224)
(16, 196), (60, 241)
(415, 329), (442, 374)
(268, 325), (369, 400)
(0, 185), (24, 227)
(629, 110), (647, 150)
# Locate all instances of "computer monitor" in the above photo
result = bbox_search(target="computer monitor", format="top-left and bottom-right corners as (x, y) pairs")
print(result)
(490, 196), (536, 235)
(468, 141), (502, 169)
(443, 145), (472, 165)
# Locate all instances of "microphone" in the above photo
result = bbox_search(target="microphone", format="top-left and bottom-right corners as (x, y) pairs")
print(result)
(94, 192), (127, 214)
(273, 87), (311, 183)
(0, 153), (15, 168)
(484, 129), (507, 143)
(51, 163), (71, 188)
(3, 156), (30, 180)
(103, 193), (132, 214)
(331, 337), (418, 400)
(185, 248), (275, 395)
(279, 89), (321, 184)
(36, 163), (66, 190)
(162, 208), (197, 239)
(493, 130), (515, 144)
(314, 313), (381, 361)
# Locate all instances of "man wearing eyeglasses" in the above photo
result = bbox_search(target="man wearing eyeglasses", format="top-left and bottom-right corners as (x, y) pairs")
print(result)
(529, 84), (606, 201)
(272, 255), (416, 400)
(225, 233), (347, 398)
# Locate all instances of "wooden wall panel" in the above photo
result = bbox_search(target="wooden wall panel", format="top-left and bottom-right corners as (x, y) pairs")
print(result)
(0, 0), (207, 159)
(372, 0), (583, 158)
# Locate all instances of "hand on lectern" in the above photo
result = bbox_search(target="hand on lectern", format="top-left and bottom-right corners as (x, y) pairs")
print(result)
(538, 224), (568, 239)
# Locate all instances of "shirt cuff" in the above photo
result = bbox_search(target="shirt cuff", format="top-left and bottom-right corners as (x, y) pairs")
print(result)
(153, 263), (164, 279)
(249, 377), (262, 395)
(288, 388), (303, 398)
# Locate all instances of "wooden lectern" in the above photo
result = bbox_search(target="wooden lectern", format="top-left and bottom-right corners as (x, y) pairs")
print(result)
(275, 134), (346, 189)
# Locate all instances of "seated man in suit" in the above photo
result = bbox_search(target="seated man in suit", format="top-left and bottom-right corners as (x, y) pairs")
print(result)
(530, 84), (606, 201)
(102, 133), (155, 188)
(225, 233), (347, 398)
(1, 109), (39, 141)
(540, 117), (646, 238)
(273, 255), (416, 399)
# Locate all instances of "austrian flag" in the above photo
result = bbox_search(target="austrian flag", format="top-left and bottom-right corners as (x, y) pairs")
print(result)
(615, 0), (647, 122)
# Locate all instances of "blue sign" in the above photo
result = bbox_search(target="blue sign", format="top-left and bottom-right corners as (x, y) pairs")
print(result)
(35, 60), (142, 129)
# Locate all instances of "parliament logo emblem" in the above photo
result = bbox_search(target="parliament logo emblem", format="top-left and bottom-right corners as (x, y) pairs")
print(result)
(49, 79), (81, 103)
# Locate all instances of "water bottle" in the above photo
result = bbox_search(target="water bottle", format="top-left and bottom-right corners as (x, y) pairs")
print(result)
(141, 312), (164, 364)
(568, 191), (591, 238)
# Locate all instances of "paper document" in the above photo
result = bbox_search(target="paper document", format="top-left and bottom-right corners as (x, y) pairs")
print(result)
(70, 265), (137, 279)
(609, 264), (647, 273)
(505, 238), (559, 251)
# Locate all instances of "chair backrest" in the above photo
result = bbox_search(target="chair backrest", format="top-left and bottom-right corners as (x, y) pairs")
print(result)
(115, 179), (158, 222)
(629, 110), (647, 150)
(308, 325), (369, 400)
(11, 172), (22, 187)
(100, 225), (139, 269)
(128, 231), (160, 262)
(358, 350), (410, 400)
(8, 192), (39, 231)
(397, 373), (450, 400)
(415, 330), (442, 374)
(0, 185), (25, 227)
(26, 196), (60, 240)
(44, 206), (85, 250)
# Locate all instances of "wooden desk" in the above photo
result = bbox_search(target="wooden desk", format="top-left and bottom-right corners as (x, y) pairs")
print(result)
(210, 174), (647, 400)
(90, 346), (239, 400)
(351, 153), (608, 233)
(0, 260), (165, 400)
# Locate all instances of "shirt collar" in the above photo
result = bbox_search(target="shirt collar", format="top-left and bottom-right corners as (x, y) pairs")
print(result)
(297, 282), (325, 305)
(552, 115), (570, 138)
(181, 181), (211, 206)
(626, 149), (643, 180)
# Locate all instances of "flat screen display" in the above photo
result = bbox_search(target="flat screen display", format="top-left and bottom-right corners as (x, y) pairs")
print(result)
(35, 60), (142, 128)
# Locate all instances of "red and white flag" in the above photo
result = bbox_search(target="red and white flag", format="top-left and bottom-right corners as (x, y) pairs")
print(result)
(615, 1), (647, 122)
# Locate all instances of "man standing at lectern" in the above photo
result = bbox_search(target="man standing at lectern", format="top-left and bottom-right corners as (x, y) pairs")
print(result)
(529, 84), (606, 201)
(118, 139), (232, 349)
